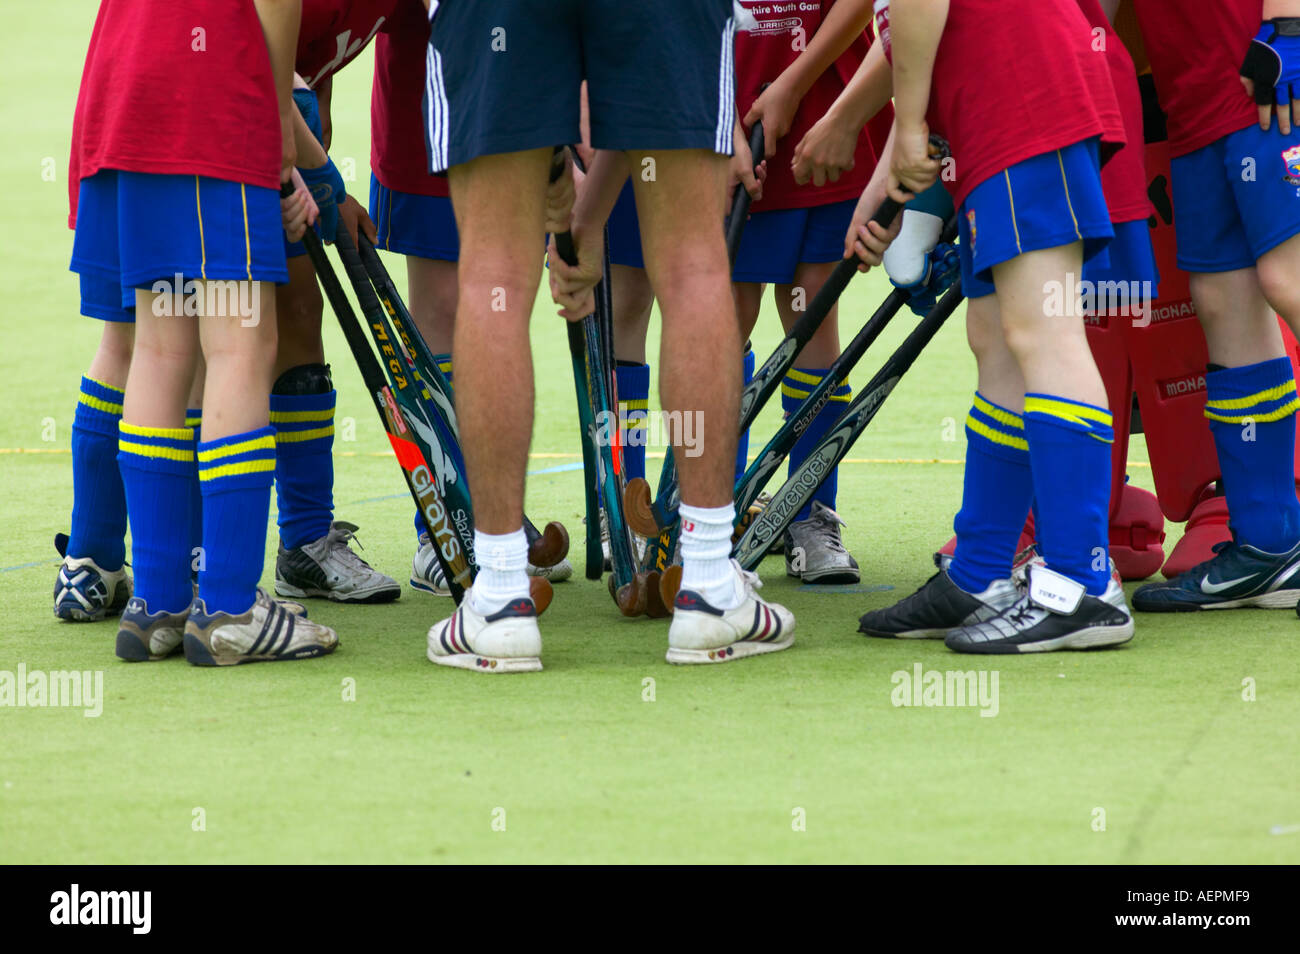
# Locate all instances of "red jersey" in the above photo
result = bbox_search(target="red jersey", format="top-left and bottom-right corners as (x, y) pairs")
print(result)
(297, 0), (397, 88)
(370, 0), (448, 197)
(875, 0), (1125, 208)
(736, 0), (878, 212)
(68, 0), (280, 227)
(1131, 0), (1260, 158)
(1078, 0), (1149, 222)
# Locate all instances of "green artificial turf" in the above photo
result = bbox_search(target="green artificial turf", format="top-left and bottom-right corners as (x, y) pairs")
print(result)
(1, 2), (1297, 864)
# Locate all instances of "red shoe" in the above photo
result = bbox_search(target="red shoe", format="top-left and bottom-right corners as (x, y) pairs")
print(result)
(1161, 495), (1231, 580)
(1109, 484), (1166, 581)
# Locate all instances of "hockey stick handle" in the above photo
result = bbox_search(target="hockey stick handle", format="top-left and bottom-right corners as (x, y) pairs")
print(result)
(725, 120), (765, 263)
(870, 134), (951, 227)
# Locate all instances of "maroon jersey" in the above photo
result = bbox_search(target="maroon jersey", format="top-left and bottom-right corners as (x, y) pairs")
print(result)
(370, 0), (448, 197)
(69, 0), (280, 227)
(875, 0), (1125, 208)
(735, 0), (879, 212)
(297, 0), (397, 88)
(1131, 0), (1260, 158)
(1078, 0), (1149, 222)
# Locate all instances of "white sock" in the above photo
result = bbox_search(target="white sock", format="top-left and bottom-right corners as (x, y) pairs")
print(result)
(679, 503), (739, 609)
(468, 528), (529, 616)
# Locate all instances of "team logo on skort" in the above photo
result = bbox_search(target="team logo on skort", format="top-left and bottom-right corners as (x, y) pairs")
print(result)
(966, 209), (977, 253)
(1284, 145), (1300, 187)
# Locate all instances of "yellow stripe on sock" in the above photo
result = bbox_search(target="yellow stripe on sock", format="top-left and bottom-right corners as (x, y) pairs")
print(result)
(1205, 397), (1300, 424)
(81, 393), (124, 416)
(118, 440), (195, 462)
(185, 415), (203, 427)
(274, 425), (334, 444)
(196, 434), (275, 462)
(619, 399), (649, 413)
(785, 368), (824, 386)
(437, 360), (452, 374)
(966, 414), (1029, 452)
(782, 383), (812, 401)
(120, 423), (193, 441)
(972, 394), (1023, 431)
(1203, 379), (1297, 412)
(269, 408), (335, 423)
(1024, 396), (1112, 428)
(199, 458), (276, 481)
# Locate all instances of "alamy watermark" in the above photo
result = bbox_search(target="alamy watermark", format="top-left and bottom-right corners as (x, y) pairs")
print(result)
(891, 663), (999, 717)
(0, 665), (103, 717)
(1043, 272), (1156, 327)
(150, 274), (262, 327)
(595, 408), (703, 458)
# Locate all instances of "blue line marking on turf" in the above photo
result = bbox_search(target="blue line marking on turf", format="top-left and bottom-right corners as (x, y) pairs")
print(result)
(529, 462), (584, 476)
(797, 583), (895, 594)
(2, 559), (61, 574)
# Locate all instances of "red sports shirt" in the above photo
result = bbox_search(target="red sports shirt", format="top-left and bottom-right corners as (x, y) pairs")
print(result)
(736, 0), (879, 211)
(68, 0), (280, 227)
(370, 0), (448, 198)
(1131, 0), (1260, 158)
(297, 0), (397, 88)
(1078, 0), (1150, 222)
(875, 0), (1125, 209)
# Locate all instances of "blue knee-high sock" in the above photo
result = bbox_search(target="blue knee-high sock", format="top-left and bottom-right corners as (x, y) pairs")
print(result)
(949, 394), (1034, 593)
(1023, 394), (1114, 595)
(198, 426), (276, 615)
(187, 408), (203, 581)
(781, 367), (852, 520)
(617, 361), (650, 483)
(1205, 357), (1300, 553)
(270, 390), (335, 549)
(415, 353), (466, 538)
(117, 422), (196, 614)
(68, 377), (128, 569)
(735, 345), (755, 484)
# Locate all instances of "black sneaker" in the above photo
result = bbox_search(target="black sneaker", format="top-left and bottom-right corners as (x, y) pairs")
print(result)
(858, 568), (1019, 639)
(1133, 538), (1300, 612)
(946, 565), (1133, 654)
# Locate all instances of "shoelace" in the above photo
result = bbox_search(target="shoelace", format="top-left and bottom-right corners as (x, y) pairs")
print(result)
(1176, 541), (1239, 583)
(326, 525), (375, 571)
(805, 507), (849, 555)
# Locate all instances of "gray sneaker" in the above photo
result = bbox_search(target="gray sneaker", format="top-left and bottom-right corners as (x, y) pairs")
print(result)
(184, 588), (337, 666)
(276, 520), (401, 604)
(785, 502), (860, 584)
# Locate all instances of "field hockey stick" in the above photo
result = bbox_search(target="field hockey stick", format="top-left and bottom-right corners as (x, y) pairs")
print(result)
(284, 185), (471, 604)
(554, 219), (652, 616)
(356, 236), (571, 568)
(623, 120), (766, 545)
(627, 134), (948, 541)
(551, 149), (655, 615)
(549, 149), (606, 581)
(730, 280), (966, 572)
(731, 214), (960, 521)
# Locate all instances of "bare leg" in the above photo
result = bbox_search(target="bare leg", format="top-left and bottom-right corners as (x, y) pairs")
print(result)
(199, 283), (278, 441)
(87, 321), (135, 390)
(408, 255), (460, 356)
(775, 260), (840, 366)
(995, 242), (1105, 405)
(966, 295), (1025, 411)
(1190, 268), (1284, 367)
(447, 148), (550, 533)
(631, 149), (737, 509)
(273, 255), (325, 379)
(124, 291), (199, 427)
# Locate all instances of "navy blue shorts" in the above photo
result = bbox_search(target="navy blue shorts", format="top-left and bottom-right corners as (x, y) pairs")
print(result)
(958, 138), (1113, 299)
(71, 170), (287, 321)
(368, 175), (460, 261)
(424, 0), (736, 171)
(1171, 122), (1300, 273)
(606, 179), (853, 284)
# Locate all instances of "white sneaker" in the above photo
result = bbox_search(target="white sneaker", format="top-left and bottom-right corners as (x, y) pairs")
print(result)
(666, 560), (795, 664)
(427, 591), (543, 673)
(411, 532), (452, 596)
(53, 533), (132, 622)
(184, 587), (338, 666)
(528, 557), (573, 582)
(276, 520), (401, 604)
